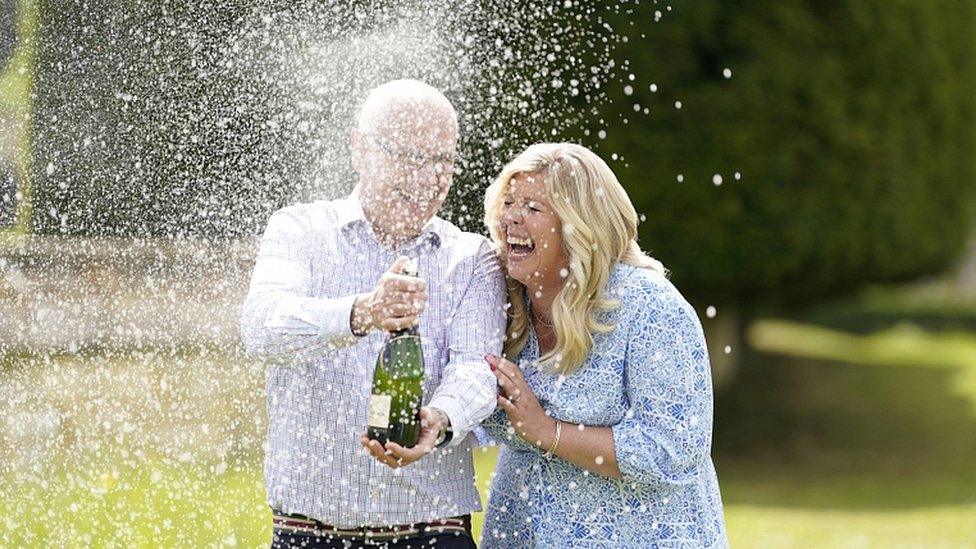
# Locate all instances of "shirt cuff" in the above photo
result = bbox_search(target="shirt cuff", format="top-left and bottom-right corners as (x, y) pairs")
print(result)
(427, 396), (468, 449)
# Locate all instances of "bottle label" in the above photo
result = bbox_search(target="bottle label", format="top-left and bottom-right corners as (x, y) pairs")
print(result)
(366, 394), (392, 428)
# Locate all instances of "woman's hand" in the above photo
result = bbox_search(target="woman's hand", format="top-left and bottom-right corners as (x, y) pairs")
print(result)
(486, 354), (623, 478)
(485, 353), (556, 450)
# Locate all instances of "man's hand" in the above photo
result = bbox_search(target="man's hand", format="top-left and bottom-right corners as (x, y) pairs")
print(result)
(360, 407), (446, 468)
(351, 256), (428, 335)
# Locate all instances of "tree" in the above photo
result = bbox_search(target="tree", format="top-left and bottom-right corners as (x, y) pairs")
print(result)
(28, 0), (628, 237)
(584, 1), (976, 311)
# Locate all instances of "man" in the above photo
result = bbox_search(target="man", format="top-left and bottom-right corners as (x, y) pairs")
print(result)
(241, 79), (506, 548)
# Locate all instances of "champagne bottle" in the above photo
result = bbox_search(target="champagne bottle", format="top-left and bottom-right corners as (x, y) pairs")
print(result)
(366, 261), (425, 448)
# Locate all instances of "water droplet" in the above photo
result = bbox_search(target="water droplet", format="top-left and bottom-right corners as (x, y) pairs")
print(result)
(723, 68), (732, 79)
(712, 174), (723, 186)
(706, 306), (717, 318)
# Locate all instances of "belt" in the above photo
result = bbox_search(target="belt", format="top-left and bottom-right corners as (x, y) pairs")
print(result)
(271, 510), (471, 545)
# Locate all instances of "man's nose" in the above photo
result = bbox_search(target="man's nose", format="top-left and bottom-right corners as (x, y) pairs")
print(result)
(415, 161), (433, 176)
(411, 162), (444, 186)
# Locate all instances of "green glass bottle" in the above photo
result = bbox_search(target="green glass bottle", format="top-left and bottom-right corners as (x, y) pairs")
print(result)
(366, 265), (425, 448)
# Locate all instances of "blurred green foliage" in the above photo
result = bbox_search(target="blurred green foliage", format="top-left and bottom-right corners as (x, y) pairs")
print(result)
(0, 0), (34, 232)
(23, 1), (976, 306)
(29, 1), (284, 237)
(26, 0), (584, 238)
(585, 1), (976, 308)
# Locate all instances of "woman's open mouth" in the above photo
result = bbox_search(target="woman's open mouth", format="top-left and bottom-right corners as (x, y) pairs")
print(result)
(506, 235), (535, 261)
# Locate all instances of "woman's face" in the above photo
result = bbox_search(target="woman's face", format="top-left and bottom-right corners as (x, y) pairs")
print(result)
(498, 172), (570, 292)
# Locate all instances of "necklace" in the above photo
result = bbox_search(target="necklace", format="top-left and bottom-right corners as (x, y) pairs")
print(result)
(529, 303), (554, 328)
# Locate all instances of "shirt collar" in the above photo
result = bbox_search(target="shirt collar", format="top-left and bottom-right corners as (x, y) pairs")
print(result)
(340, 195), (443, 249)
(337, 195), (368, 230)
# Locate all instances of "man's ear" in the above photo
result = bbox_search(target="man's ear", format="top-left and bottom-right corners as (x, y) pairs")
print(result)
(350, 129), (366, 174)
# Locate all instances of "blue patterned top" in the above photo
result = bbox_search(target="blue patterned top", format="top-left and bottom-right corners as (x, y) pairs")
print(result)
(479, 263), (728, 548)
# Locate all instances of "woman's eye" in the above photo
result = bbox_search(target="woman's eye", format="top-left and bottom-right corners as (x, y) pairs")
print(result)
(503, 200), (514, 206)
(528, 205), (541, 213)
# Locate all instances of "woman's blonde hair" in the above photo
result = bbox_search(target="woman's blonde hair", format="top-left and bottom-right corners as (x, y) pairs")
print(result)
(484, 142), (666, 375)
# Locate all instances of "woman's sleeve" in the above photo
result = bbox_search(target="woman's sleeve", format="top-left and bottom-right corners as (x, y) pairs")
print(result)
(611, 279), (715, 487)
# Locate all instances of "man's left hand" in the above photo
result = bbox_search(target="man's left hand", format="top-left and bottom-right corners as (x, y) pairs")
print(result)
(360, 407), (445, 468)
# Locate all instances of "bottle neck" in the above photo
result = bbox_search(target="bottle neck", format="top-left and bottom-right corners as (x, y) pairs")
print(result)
(390, 263), (420, 339)
(390, 325), (419, 338)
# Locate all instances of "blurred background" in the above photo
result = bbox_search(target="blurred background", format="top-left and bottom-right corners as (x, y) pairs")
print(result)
(2, 1), (975, 547)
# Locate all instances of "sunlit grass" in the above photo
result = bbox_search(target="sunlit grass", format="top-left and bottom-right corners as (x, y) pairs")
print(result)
(3, 445), (974, 548)
(748, 320), (976, 370)
(3, 300), (976, 547)
(0, 447), (500, 548)
(472, 445), (499, 543)
(725, 314), (976, 547)
(1, 457), (269, 548)
(747, 320), (976, 415)
(725, 504), (976, 548)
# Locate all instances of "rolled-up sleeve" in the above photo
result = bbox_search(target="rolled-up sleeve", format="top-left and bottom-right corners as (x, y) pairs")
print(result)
(428, 238), (507, 447)
(240, 207), (359, 362)
(611, 281), (715, 487)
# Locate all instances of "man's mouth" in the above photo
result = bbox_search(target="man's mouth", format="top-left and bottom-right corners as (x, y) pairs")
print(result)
(506, 235), (535, 261)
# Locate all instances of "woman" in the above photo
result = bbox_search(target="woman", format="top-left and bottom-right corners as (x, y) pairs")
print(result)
(478, 143), (728, 547)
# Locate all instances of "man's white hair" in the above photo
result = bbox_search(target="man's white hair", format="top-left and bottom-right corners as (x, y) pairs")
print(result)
(356, 79), (458, 134)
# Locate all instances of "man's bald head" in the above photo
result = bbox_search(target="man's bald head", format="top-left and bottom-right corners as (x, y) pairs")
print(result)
(356, 79), (458, 138)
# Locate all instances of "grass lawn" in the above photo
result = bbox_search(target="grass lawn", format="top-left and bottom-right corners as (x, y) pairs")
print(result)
(2, 287), (975, 547)
(3, 451), (974, 548)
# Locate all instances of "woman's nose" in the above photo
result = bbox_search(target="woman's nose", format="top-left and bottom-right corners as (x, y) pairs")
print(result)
(500, 206), (522, 225)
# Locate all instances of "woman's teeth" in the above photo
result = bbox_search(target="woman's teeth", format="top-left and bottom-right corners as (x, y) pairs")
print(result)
(507, 235), (535, 257)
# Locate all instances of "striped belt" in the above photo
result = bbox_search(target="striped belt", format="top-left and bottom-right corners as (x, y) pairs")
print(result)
(271, 510), (471, 545)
